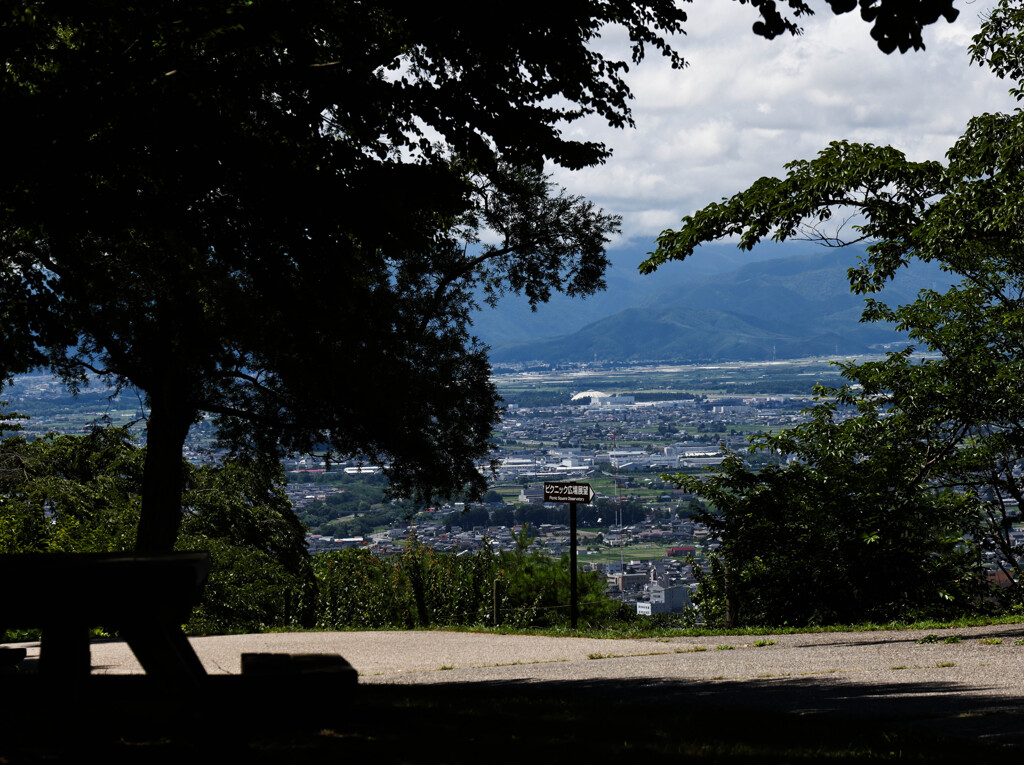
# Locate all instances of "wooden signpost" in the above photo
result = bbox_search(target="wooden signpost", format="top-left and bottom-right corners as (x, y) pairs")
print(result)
(543, 481), (596, 628)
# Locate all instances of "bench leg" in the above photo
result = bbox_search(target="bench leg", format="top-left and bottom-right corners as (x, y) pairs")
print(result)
(119, 623), (207, 696)
(39, 625), (91, 679)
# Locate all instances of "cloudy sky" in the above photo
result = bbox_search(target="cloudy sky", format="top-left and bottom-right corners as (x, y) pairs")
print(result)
(549, 0), (1019, 250)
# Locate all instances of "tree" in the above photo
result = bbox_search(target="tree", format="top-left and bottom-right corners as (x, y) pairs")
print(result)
(0, 413), (314, 634)
(444, 505), (489, 531)
(643, 0), (1024, 618)
(0, 2), (962, 553)
(489, 505), (516, 528)
(178, 457), (315, 633)
(677, 398), (987, 627)
(0, 419), (142, 555)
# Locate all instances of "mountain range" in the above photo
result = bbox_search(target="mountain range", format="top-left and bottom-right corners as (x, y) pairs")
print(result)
(472, 242), (948, 364)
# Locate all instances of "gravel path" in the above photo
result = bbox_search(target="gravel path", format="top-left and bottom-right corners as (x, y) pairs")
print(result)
(54, 622), (1024, 689)
(14, 622), (1024, 747)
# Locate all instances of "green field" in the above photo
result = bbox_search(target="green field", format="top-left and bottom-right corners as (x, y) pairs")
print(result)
(582, 544), (696, 564)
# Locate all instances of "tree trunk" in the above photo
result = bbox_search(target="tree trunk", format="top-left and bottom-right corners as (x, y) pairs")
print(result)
(723, 562), (736, 630)
(135, 395), (195, 554)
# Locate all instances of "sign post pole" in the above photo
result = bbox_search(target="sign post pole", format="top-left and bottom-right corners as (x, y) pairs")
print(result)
(570, 502), (578, 628)
(542, 481), (596, 630)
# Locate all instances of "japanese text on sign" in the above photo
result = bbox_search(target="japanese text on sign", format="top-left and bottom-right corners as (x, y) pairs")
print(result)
(543, 481), (595, 504)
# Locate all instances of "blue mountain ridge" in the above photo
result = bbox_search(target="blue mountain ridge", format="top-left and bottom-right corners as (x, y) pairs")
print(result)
(475, 242), (947, 363)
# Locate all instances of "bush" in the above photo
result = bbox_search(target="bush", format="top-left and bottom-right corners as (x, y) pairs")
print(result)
(311, 540), (619, 630)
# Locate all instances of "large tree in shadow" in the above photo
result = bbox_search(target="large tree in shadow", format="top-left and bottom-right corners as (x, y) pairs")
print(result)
(0, 2), (959, 552)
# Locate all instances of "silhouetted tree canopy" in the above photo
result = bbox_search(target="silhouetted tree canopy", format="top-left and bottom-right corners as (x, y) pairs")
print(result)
(749, 0), (959, 53)
(0, 2), (961, 552)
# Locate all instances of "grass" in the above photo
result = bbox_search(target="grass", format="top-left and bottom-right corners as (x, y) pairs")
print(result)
(431, 611), (1024, 641)
(583, 546), (677, 564)
(271, 612), (1024, 642)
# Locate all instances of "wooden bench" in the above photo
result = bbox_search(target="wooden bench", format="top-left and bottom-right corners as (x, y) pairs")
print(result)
(0, 551), (210, 694)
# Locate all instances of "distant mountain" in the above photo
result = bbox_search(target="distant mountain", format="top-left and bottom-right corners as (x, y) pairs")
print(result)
(468, 239), (805, 345)
(481, 245), (947, 363)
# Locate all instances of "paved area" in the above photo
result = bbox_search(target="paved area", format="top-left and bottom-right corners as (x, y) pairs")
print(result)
(13, 622), (1024, 747)
(40, 622), (1024, 689)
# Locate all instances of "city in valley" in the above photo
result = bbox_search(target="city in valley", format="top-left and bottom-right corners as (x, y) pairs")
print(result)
(3, 357), (872, 617)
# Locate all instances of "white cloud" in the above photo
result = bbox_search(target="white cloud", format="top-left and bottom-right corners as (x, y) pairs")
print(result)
(552, 0), (1018, 246)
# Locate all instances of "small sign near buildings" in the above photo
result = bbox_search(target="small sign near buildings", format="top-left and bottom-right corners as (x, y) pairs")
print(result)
(541, 481), (594, 629)
(543, 481), (595, 504)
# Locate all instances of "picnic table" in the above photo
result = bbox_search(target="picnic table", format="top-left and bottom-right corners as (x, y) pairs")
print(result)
(0, 551), (210, 694)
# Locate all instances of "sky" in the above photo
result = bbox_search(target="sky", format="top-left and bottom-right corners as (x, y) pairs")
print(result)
(548, 0), (1020, 251)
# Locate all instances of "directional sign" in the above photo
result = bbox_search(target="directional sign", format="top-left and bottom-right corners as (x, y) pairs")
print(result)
(543, 481), (595, 504)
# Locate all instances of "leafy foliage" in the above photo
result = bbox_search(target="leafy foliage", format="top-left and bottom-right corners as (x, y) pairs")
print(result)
(0, 1), (966, 555)
(645, 0), (1024, 626)
(3, 2), (672, 551)
(678, 399), (989, 627)
(178, 458), (315, 634)
(313, 537), (617, 630)
(0, 421), (140, 555)
(292, 475), (389, 534)
(0, 413), (314, 636)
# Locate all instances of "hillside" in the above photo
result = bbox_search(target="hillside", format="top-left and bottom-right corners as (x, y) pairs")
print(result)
(482, 246), (946, 363)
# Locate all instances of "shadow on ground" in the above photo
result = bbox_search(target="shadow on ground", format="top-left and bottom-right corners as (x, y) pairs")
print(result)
(2, 670), (1021, 762)
(794, 623), (1024, 650)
